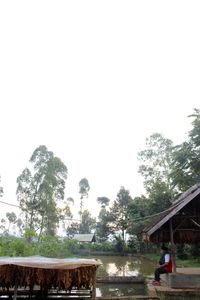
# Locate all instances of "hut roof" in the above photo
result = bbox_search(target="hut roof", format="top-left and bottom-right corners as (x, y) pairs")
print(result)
(142, 183), (200, 243)
(73, 233), (96, 242)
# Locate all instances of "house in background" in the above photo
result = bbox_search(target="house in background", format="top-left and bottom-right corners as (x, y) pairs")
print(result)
(73, 233), (96, 243)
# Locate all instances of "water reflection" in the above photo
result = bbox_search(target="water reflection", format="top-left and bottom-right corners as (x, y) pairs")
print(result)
(94, 255), (154, 277)
(87, 255), (155, 297)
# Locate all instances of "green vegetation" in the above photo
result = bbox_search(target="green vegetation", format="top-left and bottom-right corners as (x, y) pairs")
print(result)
(0, 235), (78, 258)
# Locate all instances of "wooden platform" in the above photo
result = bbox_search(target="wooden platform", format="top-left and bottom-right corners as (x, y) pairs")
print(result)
(96, 276), (144, 283)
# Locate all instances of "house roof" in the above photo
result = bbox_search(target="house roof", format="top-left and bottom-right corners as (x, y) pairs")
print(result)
(142, 183), (200, 243)
(73, 234), (96, 242)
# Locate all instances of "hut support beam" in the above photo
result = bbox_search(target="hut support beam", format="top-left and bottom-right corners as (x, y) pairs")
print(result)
(170, 219), (176, 273)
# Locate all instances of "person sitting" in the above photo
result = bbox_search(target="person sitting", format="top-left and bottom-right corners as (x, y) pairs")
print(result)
(152, 245), (172, 286)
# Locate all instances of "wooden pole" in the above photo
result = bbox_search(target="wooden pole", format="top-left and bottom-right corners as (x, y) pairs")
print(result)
(13, 285), (17, 300)
(91, 268), (96, 300)
(170, 219), (176, 273)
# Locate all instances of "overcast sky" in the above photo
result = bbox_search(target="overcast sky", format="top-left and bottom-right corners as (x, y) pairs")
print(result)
(0, 1), (200, 219)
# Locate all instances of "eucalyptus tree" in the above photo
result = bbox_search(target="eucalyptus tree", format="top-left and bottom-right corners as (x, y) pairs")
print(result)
(16, 145), (68, 236)
(78, 178), (90, 220)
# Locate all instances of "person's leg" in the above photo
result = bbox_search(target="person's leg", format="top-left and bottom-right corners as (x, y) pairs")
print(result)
(154, 267), (167, 281)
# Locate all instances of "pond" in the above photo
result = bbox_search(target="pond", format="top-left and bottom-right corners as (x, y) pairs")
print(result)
(88, 255), (155, 297)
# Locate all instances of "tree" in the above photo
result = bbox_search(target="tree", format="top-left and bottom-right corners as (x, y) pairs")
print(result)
(138, 133), (174, 193)
(78, 178), (90, 220)
(0, 219), (6, 234)
(171, 109), (200, 191)
(79, 210), (96, 234)
(96, 196), (112, 241)
(137, 133), (176, 216)
(110, 187), (132, 242)
(97, 197), (110, 208)
(66, 222), (80, 238)
(0, 176), (3, 198)
(16, 145), (68, 236)
(66, 197), (74, 205)
(16, 218), (23, 235)
(96, 207), (113, 242)
(6, 212), (17, 232)
(127, 195), (149, 236)
(59, 197), (74, 231)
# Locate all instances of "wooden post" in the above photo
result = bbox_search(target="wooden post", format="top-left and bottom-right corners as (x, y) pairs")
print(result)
(91, 268), (96, 300)
(13, 285), (17, 300)
(170, 219), (176, 273)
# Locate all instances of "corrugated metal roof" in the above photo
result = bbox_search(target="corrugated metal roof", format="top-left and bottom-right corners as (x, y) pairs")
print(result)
(73, 234), (96, 242)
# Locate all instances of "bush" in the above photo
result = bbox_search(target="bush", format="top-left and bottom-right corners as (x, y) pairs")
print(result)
(127, 236), (140, 253)
(0, 236), (35, 256)
(0, 235), (78, 258)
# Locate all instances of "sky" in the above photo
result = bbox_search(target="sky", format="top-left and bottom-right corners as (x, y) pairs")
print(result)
(0, 1), (200, 220)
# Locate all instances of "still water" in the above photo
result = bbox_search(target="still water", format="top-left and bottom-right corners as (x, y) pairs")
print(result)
(89, 255), (155, 297)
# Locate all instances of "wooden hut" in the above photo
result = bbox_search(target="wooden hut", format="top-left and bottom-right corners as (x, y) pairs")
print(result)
(142, 183), (200, 272)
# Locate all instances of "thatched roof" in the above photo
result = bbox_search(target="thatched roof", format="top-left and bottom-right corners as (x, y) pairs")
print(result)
(142, 183), (200, 243)
(73, 234), (96, 242)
